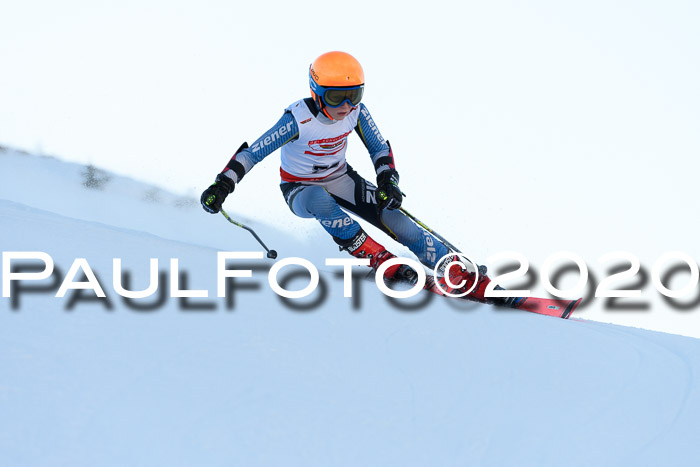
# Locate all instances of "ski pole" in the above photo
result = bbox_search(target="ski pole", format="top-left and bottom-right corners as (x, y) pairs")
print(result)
(399, 207), (462, 253)
(220, 209), (278, 259)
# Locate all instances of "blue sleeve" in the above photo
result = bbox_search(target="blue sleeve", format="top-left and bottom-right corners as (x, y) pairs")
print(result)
(222, 112), (299, 182)
(354, 104), (394, 173)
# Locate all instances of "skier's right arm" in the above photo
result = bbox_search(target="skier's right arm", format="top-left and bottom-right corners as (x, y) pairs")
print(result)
(201, 112), (299, 213)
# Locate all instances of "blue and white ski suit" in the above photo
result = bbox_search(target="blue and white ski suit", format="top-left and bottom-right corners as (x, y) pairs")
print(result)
(220, 98), (448, 268)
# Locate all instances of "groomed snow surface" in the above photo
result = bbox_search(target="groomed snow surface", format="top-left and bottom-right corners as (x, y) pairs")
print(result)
(2, 148), (700, 466)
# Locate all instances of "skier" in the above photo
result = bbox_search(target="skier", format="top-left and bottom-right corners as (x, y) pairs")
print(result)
(201, 51), (491, 297)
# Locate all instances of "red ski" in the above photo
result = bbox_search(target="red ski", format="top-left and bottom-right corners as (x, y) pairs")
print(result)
(420, 271), (582, 319)
(494, 296), (582, 319)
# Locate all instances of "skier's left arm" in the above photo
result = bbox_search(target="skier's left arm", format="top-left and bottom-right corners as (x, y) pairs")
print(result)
(354, 103), (402, 210)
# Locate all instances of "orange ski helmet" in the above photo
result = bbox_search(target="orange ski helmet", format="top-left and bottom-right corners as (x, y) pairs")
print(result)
(309, 51), (365, 118)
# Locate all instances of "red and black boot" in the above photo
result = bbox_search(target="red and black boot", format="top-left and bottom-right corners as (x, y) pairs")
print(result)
(437, 259), (493, 303)
(335, 229), (418, 284)
(435, 258), (525, 307)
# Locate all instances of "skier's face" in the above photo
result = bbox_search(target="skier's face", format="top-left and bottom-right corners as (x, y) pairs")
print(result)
(325, 102), (353, 121)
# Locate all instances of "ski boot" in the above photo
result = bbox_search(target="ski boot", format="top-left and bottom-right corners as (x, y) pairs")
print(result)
(438, 259), (493, 303)
(335, 229), (418, 284)
(441, 259), (521, 306)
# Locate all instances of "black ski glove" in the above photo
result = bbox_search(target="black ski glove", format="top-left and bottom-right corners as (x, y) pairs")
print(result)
(376, 168), (403, 211)
(201, 173), (235, 214)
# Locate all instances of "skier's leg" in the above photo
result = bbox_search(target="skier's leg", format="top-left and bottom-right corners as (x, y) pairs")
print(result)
(324, 167), (449, 268)
(376, 205), (493, 298)
(280, 182), (360, 241)
(280, 182), (408, 279)
(379, 208), (449, 267)
(324, 170), (495, 298)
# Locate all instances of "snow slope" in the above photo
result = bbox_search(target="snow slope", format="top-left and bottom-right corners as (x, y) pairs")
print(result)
(2, 149), (700, 466)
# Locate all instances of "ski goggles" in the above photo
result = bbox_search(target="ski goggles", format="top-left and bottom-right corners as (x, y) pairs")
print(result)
(317, 84), (364, 108)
